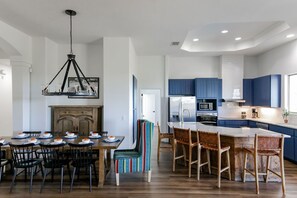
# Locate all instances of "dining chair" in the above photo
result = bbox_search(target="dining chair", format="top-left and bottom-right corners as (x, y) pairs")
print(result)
(197, 131), (231, 188)
(68, 142), (98, 192)
(0, 143), (9, 182)
(242, 134), (285, 194)
(114, 119), (154, 186)
(22, 131), (42, 137)
(39, 143), (71, 193)
(9, 143), (43, 193)
(157, 122), (173, 162)
(172, 127), (198, 178)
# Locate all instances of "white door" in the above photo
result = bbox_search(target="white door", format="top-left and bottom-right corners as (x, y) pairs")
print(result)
(142, 93), (156, 124)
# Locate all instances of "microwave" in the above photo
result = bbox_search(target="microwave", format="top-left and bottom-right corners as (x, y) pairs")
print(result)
(198, 102), (213, 111)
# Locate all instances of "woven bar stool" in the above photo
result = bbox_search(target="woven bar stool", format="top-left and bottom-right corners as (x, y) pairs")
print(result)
(197, 131), (231, 188)
(157, 122), (173, 162)
(242, 134), (285, 195)
(173, 127), (198, 178)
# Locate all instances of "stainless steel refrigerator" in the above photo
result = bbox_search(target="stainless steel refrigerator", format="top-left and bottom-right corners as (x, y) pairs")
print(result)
(168, 96), (196, 122)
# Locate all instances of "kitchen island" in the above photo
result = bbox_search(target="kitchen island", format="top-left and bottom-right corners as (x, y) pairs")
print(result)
(168, 122), (289, 181)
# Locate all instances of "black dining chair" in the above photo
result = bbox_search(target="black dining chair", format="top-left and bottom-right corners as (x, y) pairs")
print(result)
(9, 143), (43, 193)
(22, 131), (42, 137)
(0, 143), (9, 182)
(39, 143), (71, 193)
(68, 142), (98, 192)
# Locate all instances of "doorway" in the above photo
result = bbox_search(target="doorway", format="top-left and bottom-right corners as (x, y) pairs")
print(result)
(140, 89), (160, 125)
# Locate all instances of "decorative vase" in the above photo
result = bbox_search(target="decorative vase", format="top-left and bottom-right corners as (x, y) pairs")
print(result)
(284, 119), (288, 123)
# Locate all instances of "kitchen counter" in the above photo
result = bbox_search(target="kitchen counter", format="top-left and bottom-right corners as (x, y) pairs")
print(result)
(168, 121), (287, 182)
(168, 122), (290, 138)
(218, 117), (297, 130)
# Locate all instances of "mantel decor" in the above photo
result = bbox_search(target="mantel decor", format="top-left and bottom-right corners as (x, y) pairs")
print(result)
(42, 9), (96, 97)
(68, 77), (99, 99)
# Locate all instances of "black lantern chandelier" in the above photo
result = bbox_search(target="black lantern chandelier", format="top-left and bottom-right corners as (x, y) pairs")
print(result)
(42, 9), (95, 96)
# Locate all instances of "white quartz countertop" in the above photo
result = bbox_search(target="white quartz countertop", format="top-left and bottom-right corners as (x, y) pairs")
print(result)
(168, 122), (290, 138)
(218, 117), (297, 130)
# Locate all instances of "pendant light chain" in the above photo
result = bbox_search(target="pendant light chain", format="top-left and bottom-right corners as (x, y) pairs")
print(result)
(70, 13), (73, 54)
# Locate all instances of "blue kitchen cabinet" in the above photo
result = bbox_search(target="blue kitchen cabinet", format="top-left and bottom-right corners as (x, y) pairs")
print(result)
(294, 137), (297, 162)
(218, 79), (222, 106)
(243, 79), (253, 106)
(195, 78), (219, 99)
(269, 124), (295, 161)
(217, 120), (225, 126)
(248, 121), (257, 128)
(169, 79), (195, 96)
(218, 120), (248, 128)
(253, 75), (281, 108)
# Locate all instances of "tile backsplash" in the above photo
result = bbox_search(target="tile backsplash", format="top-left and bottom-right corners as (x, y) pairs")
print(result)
(218, 103), (297, 126)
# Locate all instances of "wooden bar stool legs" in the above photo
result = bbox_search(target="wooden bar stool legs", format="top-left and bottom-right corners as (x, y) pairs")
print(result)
(197, 131), (231, 188)
(157, 123), (173, 163)
(242, 134), (286, 195)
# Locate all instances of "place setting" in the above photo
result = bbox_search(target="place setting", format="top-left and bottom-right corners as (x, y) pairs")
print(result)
(37, 132), (53, 139)
(49, 137), (67, 145)
(11, 132), (30, 139)
(89, 131), (101, 139)
(21, 137), (40, 145)
(78, 138), (94, 145)
(103, 136), (120, 143)
(63, 132), (78, 139)
(0, 137), (9, 145)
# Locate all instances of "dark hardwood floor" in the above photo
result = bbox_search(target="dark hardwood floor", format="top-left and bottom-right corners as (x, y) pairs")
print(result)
(1, 131), (297, 197)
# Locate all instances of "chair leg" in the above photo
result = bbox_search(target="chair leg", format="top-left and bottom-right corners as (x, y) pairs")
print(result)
(242, 151), (248, 183)
(40, 168), (48, 193)
(206, 149), (211, 174)
(93, 163), (98, 184)
(265, 156), (270, 183)
(157, 136), (161, 162)
(70, 167), (76, 192)
(227, 150), (231, 180)
(89, 165), (92, 192)
(217, 152), (221, 188)
(10, 168), (17, 193)
(67, 164), (71, 180)
(30, 167), (34, 193)
(279, 154), (286, 194)
(188, 146), (192, 178)
(254, 153), (259, 194)
(148, 170), (151, 183)
(60, 166), (64, 193)
(173, 141), (176, 172)
(197, 146), (201, 181)
(116, 173), (119, 186)
(0, 166), (2, 182)
(182, 145), (187, 167)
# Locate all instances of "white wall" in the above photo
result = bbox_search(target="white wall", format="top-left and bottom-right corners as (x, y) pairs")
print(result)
(0, 60), (13, 136)
(138, 56), (165, 129)
(168, 56), (220, 79)
(103, 37), (131, 149)
(244, 56), (259, 78)
(256, 39), (297, 124)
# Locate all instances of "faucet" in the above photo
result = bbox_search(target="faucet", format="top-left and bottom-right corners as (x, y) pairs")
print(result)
(182, 109), (191, 123)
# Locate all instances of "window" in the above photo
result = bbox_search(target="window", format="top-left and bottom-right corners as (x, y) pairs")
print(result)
(288, 74), (297, 113)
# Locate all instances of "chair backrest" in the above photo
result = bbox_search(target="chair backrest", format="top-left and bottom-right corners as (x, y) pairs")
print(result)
(68, 143), (94, 167)
(40, 143), (67, 167)
(9, 143), (36, 167)
(157, 122), (161, 136)
(173, 127), (193, 145)
(136, 119), (154, 171)
(255, 134), (284, 152)
(22, 131), (41, 137)
(198, 131), (220, 150)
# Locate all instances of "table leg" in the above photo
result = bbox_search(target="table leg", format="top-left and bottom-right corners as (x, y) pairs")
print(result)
(106, 149), (111, 172)
(98, 148), (105, 188)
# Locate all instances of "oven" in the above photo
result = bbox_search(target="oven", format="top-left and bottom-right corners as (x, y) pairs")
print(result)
(197, 112), (218, 126)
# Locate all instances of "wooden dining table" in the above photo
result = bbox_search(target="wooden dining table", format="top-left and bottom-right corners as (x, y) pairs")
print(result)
(1, 135), (125, 188)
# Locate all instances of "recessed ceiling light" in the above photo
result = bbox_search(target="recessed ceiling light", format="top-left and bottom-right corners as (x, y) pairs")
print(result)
(221, 30), (229, 34)
(193, 38), (199, 42)
(286, 34), (295, 38)
(235, 37), (242, 41)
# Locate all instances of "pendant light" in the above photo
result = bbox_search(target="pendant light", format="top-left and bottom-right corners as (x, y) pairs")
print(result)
(42, 9), (96, 96)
